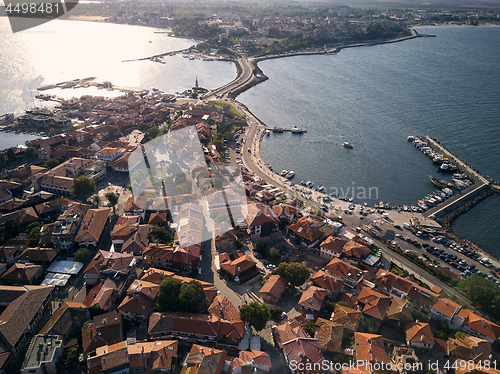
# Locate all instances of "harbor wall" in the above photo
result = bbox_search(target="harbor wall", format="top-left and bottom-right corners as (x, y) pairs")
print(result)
(431, 182), (498, 229)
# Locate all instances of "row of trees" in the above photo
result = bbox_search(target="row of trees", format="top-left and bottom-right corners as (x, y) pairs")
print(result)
(156, 278), (207, 314)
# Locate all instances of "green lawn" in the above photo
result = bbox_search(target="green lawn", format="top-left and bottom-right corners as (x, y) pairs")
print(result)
(209, 100), (244, 118)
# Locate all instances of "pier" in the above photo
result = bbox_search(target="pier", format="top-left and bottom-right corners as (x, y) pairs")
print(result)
(421, 136), (500, 225)
(266, 126), (308, 133)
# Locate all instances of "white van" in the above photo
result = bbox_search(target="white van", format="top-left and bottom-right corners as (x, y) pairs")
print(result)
(403, 222), (412, 230)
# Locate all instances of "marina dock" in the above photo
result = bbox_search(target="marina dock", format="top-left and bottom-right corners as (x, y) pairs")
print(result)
(420, 136), (500, 225)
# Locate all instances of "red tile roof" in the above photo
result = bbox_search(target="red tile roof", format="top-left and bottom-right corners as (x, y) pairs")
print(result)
(311, 270), (343, 294)
(74, 208), (110, 243)
(431, 298), (461, 319)
(355, 332), (390, 364)
(406, 322), (435, 346)
(343, 240), (371, 259)
(259, 274), (288, 300)
(289, 217), (324, 242)
(356, 287), (391, 320)
(299, 285), (328, 312)
(320, 236), (347, 256)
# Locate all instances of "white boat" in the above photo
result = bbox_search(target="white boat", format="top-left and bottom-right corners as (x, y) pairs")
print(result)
(280, 169), (289, 177)
(285, 171), (295, 179)
(407, 136), (415, 141)
(343, 142), (353, 148)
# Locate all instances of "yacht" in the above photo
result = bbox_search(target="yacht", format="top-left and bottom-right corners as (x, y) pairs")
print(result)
(280, 170), (289, 177)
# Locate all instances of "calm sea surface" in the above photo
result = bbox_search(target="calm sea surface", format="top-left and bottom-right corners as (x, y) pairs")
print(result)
(237, 26), (500, 257)
(0, 20), (498, 256)
(0, 17), (236, 149)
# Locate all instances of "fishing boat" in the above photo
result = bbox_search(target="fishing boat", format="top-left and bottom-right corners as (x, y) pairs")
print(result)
(418, 200), (428, 210)
(273, 127), (284, 133)
(430, 175), (454, 189)
(291, 127), (304, 134)
(343, 142), (353, 148)
(407, 136), (415, 141)
(265, 130), (271, 136)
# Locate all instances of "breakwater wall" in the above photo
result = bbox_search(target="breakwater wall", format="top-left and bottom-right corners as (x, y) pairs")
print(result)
(420, 135), (500, 228)
(430, 183), (497, 228)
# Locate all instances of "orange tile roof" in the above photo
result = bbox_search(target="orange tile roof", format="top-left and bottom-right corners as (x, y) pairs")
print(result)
(355, 332), (390, 365)
(74, 208), (110, 243)
(289, 216), (324, 242)
(464, 311), (500, 341)
(311, 270), (343, 294)
(448, 336), (491, 362)
(208, 295), (241, 322)
(272, 321), (309, 348)
(259, 274), (288, 300)
(315, 318), (343, 352)
(180, 344), (226, 374)
(406, 322), (435, 345)
(1, 262), (41, 282)
(356, 287), (391, 320)
(431, 298), (461, 319)
(331, 304), (362, 331)
(320, 236), (347, 256)
(299, 285), (328, 312)
(343, 240), (371, 259)
(326, 258), (364, 282)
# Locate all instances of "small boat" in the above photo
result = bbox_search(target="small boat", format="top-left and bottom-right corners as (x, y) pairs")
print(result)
(273, 127), (284, 133)
(285, 171), (295, 179)
(318, 185), (326, 192)
(429, 175), (454, 189)
(265, 130), (270, 136)
(343, 142), (353, 148)
(280, 170), (289, 177)
(407, 136), (415, 141)
(291, 127), (304, 134)
(439, 163), (458, 172)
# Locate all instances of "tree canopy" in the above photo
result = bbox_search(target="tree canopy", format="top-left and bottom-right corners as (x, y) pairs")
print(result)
(456, 275), (500, 319)
(156, 278), (206, 314)
(239, 302), (270, 331)
(74, 247), (92, 264)
(274, 262), (310, 287)
(105, 192), (119, 210)
(72, 175), (96, 198)
(179, 280), (207, 314)
(156, 277), (182, 312)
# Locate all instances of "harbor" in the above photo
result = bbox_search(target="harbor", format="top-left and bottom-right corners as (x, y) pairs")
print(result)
(406, 136), (500, 228)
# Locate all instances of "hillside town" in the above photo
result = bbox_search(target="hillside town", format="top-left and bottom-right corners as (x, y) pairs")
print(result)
(0, 85), (499, 374)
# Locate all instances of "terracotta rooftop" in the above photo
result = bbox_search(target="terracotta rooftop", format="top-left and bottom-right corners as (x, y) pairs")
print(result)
(406, 322), (435, 346)
(74, 208), (110, 243)
(259, 274), (288, 300)
(299, 285), (328, 312)
(356, 287), (391, 320)
(320, 236), (347, 256)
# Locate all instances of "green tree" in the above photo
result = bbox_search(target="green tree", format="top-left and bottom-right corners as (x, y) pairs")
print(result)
(156, 277), (182, 312)
(91, 194), (101, 207)
(4, 220), (20, 241)
(29, 227), (41, 247)
(304, 320), (316, 337)
(274, 262), (310, 287)
(6, 148), (16, 163)
(150, 227), (173, 245)
(254, 241), (268, 257)
(25, 146), (36, 158)
(72, 175), (96, 198)
(74, 247), (92, 263)
(270, 306), (283, 319)
(105, 192), (119, 211)
(239, 302), (270, 331)
(456, 275), (500, 319)
(179, 280), (207, 313)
